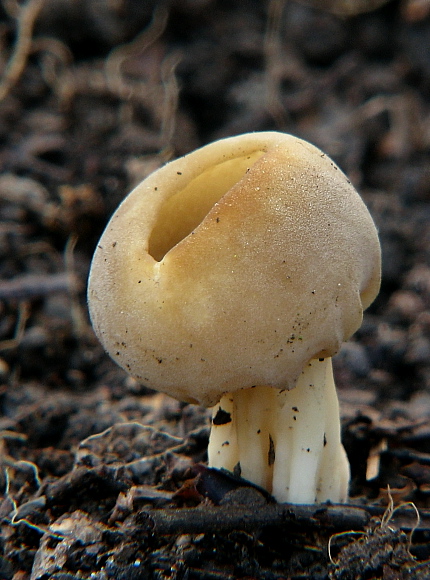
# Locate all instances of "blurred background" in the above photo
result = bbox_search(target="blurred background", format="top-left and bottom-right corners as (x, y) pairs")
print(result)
(1, 0), (430, 576)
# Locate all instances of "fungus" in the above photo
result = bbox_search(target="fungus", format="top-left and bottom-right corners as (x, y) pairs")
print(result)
(88, 132), (381, 504)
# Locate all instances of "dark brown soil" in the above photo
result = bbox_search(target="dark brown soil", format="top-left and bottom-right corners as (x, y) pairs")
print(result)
(1, 1), (430, 578)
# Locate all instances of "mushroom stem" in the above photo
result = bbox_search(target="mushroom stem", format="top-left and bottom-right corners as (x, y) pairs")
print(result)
(208, 357), (350, 504)
(207, 393), (239, 474)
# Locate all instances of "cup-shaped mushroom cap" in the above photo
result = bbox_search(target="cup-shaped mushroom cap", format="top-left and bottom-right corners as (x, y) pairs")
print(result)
(88, 132), (381, 407)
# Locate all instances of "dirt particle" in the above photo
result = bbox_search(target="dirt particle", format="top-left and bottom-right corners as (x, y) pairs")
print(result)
(213, 408), (232, 425)
(268, 434), (275, 466)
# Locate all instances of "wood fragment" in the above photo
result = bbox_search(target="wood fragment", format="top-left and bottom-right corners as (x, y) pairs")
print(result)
(146, 503), (371, 536)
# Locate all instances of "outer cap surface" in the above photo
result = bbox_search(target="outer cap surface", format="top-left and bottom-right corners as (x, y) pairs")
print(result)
(88, 132), (381, 407)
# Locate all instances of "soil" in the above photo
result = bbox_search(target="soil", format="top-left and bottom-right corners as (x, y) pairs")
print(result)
(1, 0), (430, 578)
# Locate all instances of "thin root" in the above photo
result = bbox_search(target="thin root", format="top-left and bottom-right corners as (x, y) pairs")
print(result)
(380, 486), (421, 556)
(328, 530), (365, 565)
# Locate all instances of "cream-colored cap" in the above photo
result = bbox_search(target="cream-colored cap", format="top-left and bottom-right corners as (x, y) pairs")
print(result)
(88, 132), (381, 406)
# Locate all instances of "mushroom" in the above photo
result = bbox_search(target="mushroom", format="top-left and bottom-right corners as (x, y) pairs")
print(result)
(88, 131), (381, 504)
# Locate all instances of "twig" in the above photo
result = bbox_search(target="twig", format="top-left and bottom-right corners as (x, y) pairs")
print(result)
(263, 0), (288, 127)
(146, 503), (371, 536)
(159, 52), (181, 160)
(0, 272), (79, 301)
(0, 300), (30, 351)
(64, 235), (88, 339)
(104, 4), (169, 99)
(296, 0), (391, 15)
(0, 0), (45, 102)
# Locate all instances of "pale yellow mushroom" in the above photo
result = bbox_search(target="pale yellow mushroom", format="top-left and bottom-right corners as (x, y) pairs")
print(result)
(88, 131), (381, 504)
